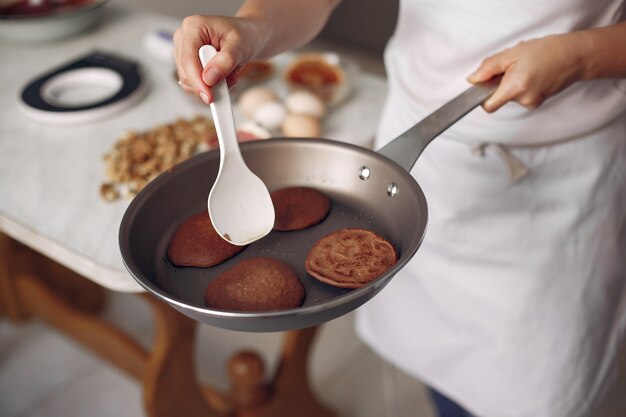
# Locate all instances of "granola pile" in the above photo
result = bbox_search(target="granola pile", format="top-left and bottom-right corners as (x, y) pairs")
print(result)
(100, 115), (216, 201)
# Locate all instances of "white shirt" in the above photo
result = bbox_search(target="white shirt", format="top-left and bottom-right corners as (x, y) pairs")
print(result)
(356, 1), (626, 416)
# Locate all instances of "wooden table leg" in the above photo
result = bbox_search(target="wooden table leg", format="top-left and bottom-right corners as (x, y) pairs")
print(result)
(141, 294), (232, 417)
(0, 234), (105, 320)
(228, 326), (337, 417)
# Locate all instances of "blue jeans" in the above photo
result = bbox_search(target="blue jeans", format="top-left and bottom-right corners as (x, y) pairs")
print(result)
(429, 388), (476, 417)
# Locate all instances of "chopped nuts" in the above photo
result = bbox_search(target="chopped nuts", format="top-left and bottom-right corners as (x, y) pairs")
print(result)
(100, 115), (216, 202)
(99, 183), (120, 202)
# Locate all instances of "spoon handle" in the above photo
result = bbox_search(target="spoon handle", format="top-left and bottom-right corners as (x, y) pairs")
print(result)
(199, 45), (242, 166)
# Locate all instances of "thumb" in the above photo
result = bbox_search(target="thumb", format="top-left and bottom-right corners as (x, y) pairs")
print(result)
(467, 53), (507, 84)
(201, 49), (239, 87)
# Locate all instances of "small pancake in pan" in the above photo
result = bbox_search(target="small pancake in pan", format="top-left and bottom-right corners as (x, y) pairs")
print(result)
(305, 228), (397, 289)
(204, 258), (305, 311)
(167, 212), (245, 267)
(271, 186), (330, 231)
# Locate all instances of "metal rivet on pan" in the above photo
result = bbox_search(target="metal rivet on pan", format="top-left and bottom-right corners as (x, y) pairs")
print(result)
(387, 182), (398, 197)
(358, 166), (371, 180)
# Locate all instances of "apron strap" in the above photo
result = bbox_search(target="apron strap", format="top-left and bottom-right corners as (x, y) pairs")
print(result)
(472, 143), (530, 183)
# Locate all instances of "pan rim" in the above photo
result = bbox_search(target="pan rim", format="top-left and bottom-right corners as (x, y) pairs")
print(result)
(119, 137), (427, 322)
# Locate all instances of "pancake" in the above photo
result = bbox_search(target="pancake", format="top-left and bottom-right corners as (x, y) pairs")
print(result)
(305, 228), (397, 289)
(271, 186), (331, 231)
(204, 258), (305, 311)
(167, 212), (245, 267)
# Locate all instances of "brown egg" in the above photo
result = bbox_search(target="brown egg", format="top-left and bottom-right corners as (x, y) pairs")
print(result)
(281, 114), (321, 138)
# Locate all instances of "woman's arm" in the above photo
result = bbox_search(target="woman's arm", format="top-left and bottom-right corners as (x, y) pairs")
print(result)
(236, 0), (341, 58)
(174, 0), (341, 103)
(468, 21), (626, 112)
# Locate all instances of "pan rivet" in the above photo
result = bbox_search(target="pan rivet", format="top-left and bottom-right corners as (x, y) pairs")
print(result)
(358, 166), (371, 180)
(387, 183), (398, 197)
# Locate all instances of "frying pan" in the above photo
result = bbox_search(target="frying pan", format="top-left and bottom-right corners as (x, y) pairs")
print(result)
(119, 78), (499, 332)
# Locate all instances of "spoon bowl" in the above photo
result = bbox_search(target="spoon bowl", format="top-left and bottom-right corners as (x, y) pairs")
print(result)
(199, 45), (275, 246)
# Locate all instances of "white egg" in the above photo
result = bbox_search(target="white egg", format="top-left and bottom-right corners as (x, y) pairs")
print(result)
(237, 86), (277, 119)
(285, 90), (326, 118)
(281, 114), (321, 138)
(238, 120), (272, 139)
(253, 101), (287, 131)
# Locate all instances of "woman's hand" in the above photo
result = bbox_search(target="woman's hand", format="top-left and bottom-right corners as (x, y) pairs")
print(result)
(173, 0), (340, 104)
(173, 15), (267, 104)
(467, 33), (587, 112)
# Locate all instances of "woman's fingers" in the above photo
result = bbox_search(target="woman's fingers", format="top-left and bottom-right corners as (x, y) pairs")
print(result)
(178, 81), (197, 96)
(174, 17), (213, 103)
(467, 50), (516, 112)
(468, 35), (584, 112)
(467, 48), (513, 83)
(483, 69), (546, 112)
(483, 71), (525, 112)
(174, 15), (259, 104)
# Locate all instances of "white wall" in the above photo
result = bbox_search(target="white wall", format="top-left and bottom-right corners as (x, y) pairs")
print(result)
(121, 0), (243, 20)
(120, 0), (397, 55)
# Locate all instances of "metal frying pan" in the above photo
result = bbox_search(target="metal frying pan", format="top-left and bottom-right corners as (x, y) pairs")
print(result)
(119, 78), (499, 332)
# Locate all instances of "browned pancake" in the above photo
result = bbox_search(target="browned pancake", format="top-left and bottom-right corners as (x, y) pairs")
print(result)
(271, 186), (330, 231)
(305, 228), (397, 289)
(167, 212), (245, 267)
(204, 258), (305, 311)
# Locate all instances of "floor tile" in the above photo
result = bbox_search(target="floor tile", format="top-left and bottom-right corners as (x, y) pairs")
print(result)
(0, 322), (97, 417)
(0, 320), (21, 346)
(24, 364), (143, 417)
(386, 363), (435, 417)
(309, 341), (435, 417)
(310, 313), (366, 385)
(313, 346), (390, 417)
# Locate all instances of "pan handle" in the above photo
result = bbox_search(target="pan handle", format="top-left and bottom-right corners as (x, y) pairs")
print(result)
(377, 76), (501, 172)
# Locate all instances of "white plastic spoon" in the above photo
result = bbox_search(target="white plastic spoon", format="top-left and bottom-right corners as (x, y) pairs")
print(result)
(199, 45), (275, 246)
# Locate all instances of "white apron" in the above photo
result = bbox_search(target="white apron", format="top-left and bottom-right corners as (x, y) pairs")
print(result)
(355, 1), (626, 416)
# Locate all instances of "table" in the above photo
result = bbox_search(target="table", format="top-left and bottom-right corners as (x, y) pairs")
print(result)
(0, 4), (387, 417)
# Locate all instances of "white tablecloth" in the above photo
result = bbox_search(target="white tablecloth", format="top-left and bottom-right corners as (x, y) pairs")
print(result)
(0, 5), (387, 292)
